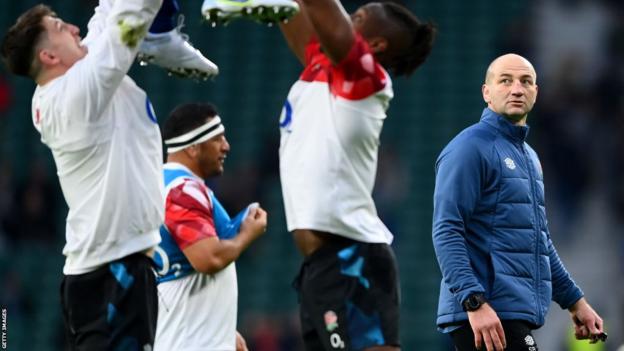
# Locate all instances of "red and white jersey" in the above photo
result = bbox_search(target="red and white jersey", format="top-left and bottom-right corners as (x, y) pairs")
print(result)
(279, 34), (394, 244)
(154, 163), (238, 351)
(164, 164), (218, 248)
(155, 163), (219, 283)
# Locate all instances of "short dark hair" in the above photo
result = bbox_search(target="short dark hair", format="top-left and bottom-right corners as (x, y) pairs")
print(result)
(382, 2), (436, 77)
(1, 4), (55, 78)
(162, 102), (219, 142)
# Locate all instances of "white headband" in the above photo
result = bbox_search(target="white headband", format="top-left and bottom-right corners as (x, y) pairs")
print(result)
(165, 116), (225, 153)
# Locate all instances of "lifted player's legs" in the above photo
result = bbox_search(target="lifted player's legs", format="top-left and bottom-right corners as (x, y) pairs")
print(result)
(139, 0), (219, 80)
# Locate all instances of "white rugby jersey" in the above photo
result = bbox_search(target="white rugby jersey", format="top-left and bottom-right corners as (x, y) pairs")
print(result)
(154, 163), (239, 351)
(31, 0), (163, 274)
(279, 34), (394, 244)
(155, 265), (237, 351)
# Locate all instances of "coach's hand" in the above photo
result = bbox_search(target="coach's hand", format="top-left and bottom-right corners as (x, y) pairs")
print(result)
(467, 303), (506, 351)
(569, 298), (604, 343)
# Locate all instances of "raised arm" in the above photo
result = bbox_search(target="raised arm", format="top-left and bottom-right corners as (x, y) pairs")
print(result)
(81, 0), (114, 45)
(60, 0), (162, 120)
(84, 0), (161, 46)
(279, 0), (313, 65)
(280, 0), (354, 66)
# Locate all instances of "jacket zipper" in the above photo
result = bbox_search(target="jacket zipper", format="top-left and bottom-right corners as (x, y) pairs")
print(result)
(523, 144), (543, 325)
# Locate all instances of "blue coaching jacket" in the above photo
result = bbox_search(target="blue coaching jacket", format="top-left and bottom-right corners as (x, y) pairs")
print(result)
(432, 108), (583, 330)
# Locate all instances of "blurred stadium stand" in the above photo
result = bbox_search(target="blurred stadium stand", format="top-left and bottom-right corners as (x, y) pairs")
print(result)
(1, 0), (623, 350)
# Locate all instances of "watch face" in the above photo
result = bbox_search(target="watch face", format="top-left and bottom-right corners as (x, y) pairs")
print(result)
(469, 296), (481, 309)
(464, 294), (485, 311)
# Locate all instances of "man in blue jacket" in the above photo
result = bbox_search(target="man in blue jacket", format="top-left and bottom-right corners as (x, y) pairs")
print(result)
(432, 54), (605, 351)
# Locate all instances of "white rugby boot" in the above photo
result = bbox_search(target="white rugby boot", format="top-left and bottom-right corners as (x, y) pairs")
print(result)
(138, 16), (219, 80)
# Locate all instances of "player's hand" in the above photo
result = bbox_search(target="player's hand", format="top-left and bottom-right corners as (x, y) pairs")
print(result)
(569, 298), (604, 343)
(467, 303), (506, 351)
(235, 330), (249, 351)
(241, 205), (268, 239)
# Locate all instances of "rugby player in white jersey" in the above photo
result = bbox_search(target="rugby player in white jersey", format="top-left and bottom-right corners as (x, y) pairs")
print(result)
(2, 1), (164, 349)
(154, 102), (267, 351)
(277, 1), (436, 350)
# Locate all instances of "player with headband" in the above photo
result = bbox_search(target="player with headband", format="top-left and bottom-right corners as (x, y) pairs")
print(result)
(154, 102), (267, 351)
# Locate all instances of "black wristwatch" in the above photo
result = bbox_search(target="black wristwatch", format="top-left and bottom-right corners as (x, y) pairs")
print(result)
(462, 293), (487, 312)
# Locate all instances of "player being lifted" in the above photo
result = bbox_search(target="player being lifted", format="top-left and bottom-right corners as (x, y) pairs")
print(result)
(274, 1), (436, 350)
